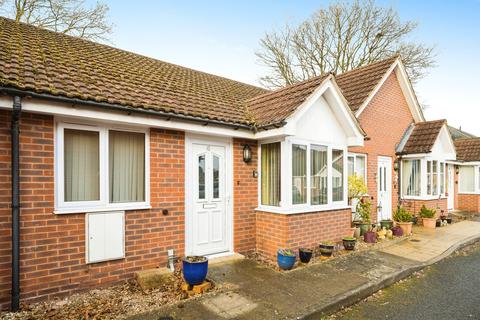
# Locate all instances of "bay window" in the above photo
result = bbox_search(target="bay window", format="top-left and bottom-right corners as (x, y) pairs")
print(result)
(261, 142), (281, 206)
(432, 161), (438, 196)
(259, 140), (347, 211)
(311, 145), (328, 205)
(426, 161), (432, 195)
(292, 144), (307, 204)
(440, 162), (445, 195)
(56, 122), (149, 213)
(332, 149), (344, 201)
(402, 159), (421, 196)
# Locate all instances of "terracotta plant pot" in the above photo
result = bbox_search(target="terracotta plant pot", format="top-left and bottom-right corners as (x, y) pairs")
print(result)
(364, 231), (377, 243)
(422, 217), (436, 229)
(397, 222), (413, 235)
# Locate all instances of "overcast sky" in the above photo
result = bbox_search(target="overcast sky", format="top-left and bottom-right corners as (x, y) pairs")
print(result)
(105, 0), (480, 135)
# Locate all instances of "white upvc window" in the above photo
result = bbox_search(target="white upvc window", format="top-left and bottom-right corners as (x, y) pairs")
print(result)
(258, 138), (348, 214)
(55, 121), (150, 214)
(402, 159), (421, 196)
(459, 165), (478, 193)
(347, 153), (367, 183)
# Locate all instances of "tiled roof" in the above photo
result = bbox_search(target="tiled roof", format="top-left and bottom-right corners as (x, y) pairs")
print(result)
(246, 74), (331, 127)
(336, 56), (398, 112)
(247, 57), (398, 127)
(399, 120), (446, 154)
(0, 17), (267, 126)
(455, 138), (480, 162)
(448, 126), (476, 140)
(0, 17), (400, 129)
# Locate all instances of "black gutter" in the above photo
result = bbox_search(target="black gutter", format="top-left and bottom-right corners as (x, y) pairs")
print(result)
(11, 96), (21, 311)
(0, 87), (260, 132)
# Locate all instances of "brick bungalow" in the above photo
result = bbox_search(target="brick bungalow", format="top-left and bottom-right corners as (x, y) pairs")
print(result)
(452, 138), (480, 212)
(396, 120), (457, 217)
(0, 17), (459, 309)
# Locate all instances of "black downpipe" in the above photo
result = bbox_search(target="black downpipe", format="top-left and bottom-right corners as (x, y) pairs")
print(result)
(11, 96), (21, 311)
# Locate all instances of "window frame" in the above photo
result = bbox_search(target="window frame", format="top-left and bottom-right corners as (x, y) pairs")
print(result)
(458, 165), (479, 194)
(55, 121), (150, 214)
(257, 137), (348, 214)
(347, 152), (367, 183)
(402, 159), (422, 197)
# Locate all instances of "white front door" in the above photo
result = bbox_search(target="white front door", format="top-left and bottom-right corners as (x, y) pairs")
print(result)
(186, 137), (231, 256)
(377, 156), (392, 221)
(447, 164), (455, 210)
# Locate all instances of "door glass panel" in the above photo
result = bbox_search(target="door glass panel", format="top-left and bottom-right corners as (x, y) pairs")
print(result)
(213, 154), (220, 199)
(198, 154), (205, 199)
(383, 167), (387, 191)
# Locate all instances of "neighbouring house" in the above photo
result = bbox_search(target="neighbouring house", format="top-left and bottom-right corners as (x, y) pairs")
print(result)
(453, 138), (480, 212)
(396, 120), (457, 217)
(0, 17), (463, 310)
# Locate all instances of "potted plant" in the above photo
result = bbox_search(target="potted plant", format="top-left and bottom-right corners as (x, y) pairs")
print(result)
(393, 206), (413, 235)
(380, 219), (394, 230)
(343, 237), (357, 250)
(357, 198), (372, 236)
(277, 249), (296, 270)
(349, 175), (368, 224)
(419, 205), (436, 229)
(298, 248), (313, 263)
(364, 229), (377, 243)
(391, 226), (404, 236)
(319, 241), (335, 257)
(182, 256), (208, 286)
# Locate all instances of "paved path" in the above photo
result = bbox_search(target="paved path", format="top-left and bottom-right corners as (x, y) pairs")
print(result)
(331, 241), (480, 319)
(130, 221), (480, 320)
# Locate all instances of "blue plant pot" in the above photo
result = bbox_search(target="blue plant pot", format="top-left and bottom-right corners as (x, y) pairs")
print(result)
(277, 251), (296, 270)
(182, 256), (208, 286)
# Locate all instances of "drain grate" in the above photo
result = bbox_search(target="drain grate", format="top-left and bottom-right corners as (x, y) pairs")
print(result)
(410, 239), (421, 242)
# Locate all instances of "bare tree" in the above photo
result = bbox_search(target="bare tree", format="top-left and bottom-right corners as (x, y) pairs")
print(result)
(1, 0), (112, 41)
(256, 0), (435, 88)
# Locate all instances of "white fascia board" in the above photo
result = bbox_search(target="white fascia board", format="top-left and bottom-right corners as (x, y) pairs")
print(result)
(355, 58), (425, 123)
(400, 153), (429, 158)
(0, 96), (257, 139)
(283, 76), (365, 147)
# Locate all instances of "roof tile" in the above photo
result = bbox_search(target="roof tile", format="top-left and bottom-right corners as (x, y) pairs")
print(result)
(455, 138), (480, 162)
(400, 120), (446, 154)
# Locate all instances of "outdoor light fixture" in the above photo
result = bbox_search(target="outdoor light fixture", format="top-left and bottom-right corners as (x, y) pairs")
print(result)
(393, 159), (399, 172)
(243, 144), (252, 163)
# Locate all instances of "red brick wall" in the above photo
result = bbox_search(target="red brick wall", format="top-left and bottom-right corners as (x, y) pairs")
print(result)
(0, 111), (186, 310)
(457, 194), (480, 212)
(349, 71), (415, 221)
(233, 139), (257, 254)
(255, 209), (351, 260)
(0, 111), (12, 309)
(401, 198), (448, 218)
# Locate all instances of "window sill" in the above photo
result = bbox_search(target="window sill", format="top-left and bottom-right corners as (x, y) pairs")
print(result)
(401, 196), (447, 201)
(458, 192), (480, 195)
(54, 204), (152, 214)
(255, 204), (351, 215)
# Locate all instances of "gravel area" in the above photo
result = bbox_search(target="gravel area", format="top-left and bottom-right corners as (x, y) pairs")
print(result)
(0, 270), (215, 320)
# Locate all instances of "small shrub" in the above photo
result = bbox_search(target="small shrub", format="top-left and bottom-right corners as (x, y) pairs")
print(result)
(348, 174), (368, 199)
(357, 198), (372, 223)
(419, 205), (436, 219)
(393, 206), (413, 223)
(278, 248), (295, 256)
